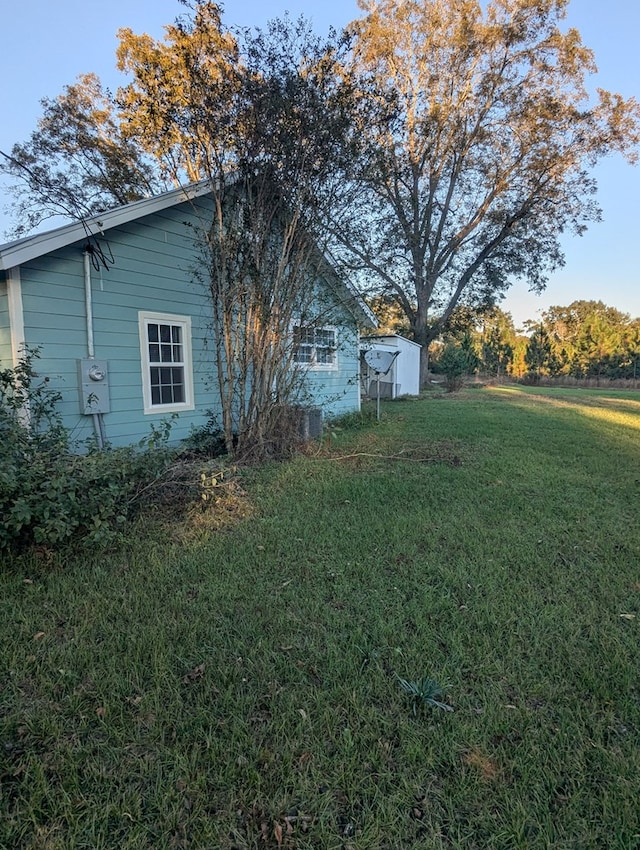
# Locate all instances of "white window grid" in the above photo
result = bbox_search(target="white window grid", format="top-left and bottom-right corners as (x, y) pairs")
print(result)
(293, 325), (337, 369)
(139, 311), (194, 414)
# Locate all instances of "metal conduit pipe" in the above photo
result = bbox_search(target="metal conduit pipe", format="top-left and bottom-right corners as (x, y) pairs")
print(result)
(84, 250), (104, 450)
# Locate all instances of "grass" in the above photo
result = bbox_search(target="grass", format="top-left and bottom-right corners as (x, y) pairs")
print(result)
(1, 385), (639, 849)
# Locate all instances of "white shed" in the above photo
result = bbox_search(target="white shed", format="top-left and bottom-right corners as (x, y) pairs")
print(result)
(360, 334), (421, 399)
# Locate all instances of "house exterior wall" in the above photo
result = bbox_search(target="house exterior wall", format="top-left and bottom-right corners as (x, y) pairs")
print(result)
(1, 196), (364, 446)
(0, 278), (11, 366)
(11, 198), (221, 447)
(296, 321), (361, 418)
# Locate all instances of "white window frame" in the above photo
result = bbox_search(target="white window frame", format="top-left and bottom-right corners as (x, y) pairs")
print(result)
(138, 311), (195, 415)
(292, 324), (338, 371)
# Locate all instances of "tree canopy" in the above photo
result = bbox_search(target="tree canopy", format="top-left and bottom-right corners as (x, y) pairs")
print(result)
(335, 0), (640, 383)
(0, 74), (160, 237)
(428, 300), (639, 381)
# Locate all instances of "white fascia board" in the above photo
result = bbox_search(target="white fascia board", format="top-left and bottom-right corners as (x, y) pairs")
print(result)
(0, 180), (212, 271)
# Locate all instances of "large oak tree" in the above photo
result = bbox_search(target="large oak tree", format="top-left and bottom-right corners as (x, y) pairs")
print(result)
(335, 0), (640, 384)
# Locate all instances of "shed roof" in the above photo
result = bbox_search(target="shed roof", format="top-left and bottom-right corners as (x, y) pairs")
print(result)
(362, 333), (421, 349)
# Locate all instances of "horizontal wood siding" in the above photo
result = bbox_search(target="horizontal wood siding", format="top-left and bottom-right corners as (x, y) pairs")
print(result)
(295, 282), (361, 418)
(13, 194), (363, 447)
(18, 199), (220, 447)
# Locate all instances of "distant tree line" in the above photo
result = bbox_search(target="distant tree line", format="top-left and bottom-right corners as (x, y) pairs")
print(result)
(383, 299), (640, 382)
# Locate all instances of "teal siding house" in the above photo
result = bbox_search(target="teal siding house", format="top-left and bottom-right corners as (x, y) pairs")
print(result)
(0, 183), (375, 447)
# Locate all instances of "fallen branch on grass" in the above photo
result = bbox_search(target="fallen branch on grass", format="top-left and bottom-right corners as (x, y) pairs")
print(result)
(325, 451), (462, 466)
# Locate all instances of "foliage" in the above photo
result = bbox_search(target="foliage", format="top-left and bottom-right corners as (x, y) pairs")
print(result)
(479, 309), (517, 378)
(538, 300), (640, 380)
(0, 351), (176, 550)
(183, 410), (229, 457)
(116, 2), (240, 184)
(0, 74), (160, 237)
(437, 342), (473, 391)
(333, 0), (640, 385)
(524, 324), (556, 380)
(459, 331), (481, 376)
(431, 301), (639, 383)
(367, 294), (413, 337)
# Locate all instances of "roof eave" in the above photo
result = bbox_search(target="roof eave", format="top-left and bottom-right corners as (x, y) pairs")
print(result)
(0, 180), (212, 271)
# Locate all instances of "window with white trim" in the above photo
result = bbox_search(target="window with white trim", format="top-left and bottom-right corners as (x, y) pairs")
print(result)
(293, 325), (337, 369)
(139, 312), (194, 414)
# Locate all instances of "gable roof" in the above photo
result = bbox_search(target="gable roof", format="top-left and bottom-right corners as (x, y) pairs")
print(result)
(0, 180), (376, 328)
(0, 181), (212, 272)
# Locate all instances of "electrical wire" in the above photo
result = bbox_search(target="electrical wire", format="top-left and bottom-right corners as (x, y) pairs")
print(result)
(83, 233), (115, 272)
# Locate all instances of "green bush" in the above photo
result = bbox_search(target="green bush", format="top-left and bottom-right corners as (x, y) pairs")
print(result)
(438, 342), (469, 392)
(1, 350), (177, 551)
(183, 410), (228, 457)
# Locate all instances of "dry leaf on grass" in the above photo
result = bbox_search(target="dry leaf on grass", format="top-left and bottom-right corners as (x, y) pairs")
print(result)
(183, 663), (205, 684)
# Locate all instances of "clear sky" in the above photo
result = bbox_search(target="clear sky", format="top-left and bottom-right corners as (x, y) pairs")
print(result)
(1, 0), (638, 328)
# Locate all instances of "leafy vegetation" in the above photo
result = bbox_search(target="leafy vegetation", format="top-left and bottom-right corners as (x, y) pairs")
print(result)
(2, 388), (639, 848)
(396, 675), (454, 715)
(436, 342), (472, 392)
(335, 0), (640, 384)
(429, 300), (640, 384)
(528, 300), (640, 380)
(0, 73), (160, 237)
(0, 351), (178, 550)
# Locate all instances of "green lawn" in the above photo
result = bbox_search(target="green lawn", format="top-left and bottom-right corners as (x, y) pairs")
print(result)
(2, 386), (639, 849)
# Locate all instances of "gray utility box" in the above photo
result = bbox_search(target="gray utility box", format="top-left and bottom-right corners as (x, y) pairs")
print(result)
(78, 359), (111, 414)
(295, 406), (322, 440)
(283, 405), (322, 440)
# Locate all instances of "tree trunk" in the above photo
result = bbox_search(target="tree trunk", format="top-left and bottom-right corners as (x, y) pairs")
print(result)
(419, 344), (430, 390)
(412, 321), (432, 389)
(413, 296), (432, 390)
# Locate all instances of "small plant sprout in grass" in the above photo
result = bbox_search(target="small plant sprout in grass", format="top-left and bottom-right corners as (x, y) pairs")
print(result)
(396, 674), (454, 714)
(200, 470), (221, 503)
(199, 464), (239, 504)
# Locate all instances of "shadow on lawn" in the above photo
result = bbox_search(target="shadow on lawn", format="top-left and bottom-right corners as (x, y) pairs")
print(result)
(485, 386), (640, 454)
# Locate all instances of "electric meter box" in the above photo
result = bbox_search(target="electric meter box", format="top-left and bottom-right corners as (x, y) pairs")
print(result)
(78, 359), (111, 414)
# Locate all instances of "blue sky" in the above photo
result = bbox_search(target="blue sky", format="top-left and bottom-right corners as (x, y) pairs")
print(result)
(1, 0), (638, 327)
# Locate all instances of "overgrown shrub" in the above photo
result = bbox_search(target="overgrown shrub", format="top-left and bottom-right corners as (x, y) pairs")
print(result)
(183, 411), (229, 457)
(1, 350), (177, 551)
